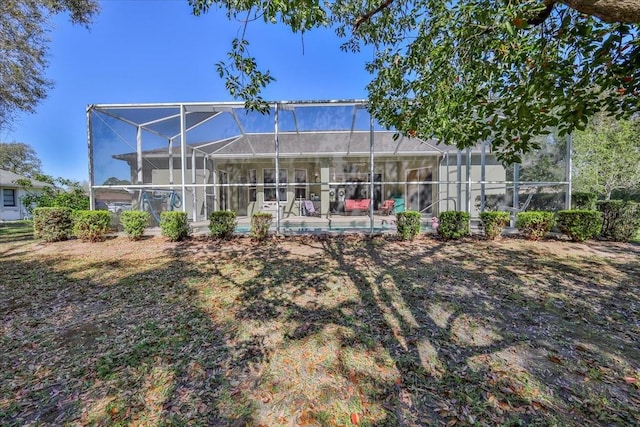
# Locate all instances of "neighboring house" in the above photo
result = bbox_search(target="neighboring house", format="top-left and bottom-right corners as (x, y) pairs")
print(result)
(0, 170), (51, 221)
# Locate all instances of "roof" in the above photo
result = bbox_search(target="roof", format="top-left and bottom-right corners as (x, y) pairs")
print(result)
(0, 170), (52, 188)
(112, 130), (465, 161)
(91, 100), (482, 161)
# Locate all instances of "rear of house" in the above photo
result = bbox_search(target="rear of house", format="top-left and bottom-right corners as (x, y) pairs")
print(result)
(88, 100), (571, 233)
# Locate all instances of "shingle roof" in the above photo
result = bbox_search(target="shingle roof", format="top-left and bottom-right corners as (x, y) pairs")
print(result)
(0, 170), (52, 188)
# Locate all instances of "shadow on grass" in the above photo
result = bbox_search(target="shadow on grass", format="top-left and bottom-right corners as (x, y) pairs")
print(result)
(1, 234), (639, 425)
(0, 242), (240, 426)
(0, 221), (34, 244)
(169, 234), (640, 425)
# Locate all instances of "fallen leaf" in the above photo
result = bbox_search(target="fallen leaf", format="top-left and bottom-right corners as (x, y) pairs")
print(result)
(623, 376), (638, 384)
(350, 413), (360, 425)
(548, 355), (564, 365)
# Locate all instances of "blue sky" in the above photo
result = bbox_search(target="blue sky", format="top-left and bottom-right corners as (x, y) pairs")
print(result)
(3, 0), (373, 182)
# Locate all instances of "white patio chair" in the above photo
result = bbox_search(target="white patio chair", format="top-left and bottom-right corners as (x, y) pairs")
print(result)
(498, 192), (534, 227)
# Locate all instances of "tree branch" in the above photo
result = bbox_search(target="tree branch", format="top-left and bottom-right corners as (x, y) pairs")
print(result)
(528, 1), (556, 26)
(353, 0), (395, 32)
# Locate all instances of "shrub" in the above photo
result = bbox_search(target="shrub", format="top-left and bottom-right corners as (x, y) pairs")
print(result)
(479, 211), (510, 240)
(72, 210), (111, 242)
(33, 207), (73, 242)
(557, 210), (603, 242)
(160, 211), (191, 242)
(250, 212), (272, 241)
(437, 211), (470, 240)
(476, 192), (565, 212)
(516, 211), (555, 240)
(209, 211), (237, 239)
(596, 200), (640, 242)
(572, 192), (597, 210)
(396, 211), (421, 240)
(475, 194), (508, 212)
(120, 210), (150, 240)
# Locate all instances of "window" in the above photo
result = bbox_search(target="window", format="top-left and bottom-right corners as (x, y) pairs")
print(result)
(294, 169), (307, 200)
(2, 189), (16, 207)
(264, 168), (287, 202)
(248, 169), (257, 202)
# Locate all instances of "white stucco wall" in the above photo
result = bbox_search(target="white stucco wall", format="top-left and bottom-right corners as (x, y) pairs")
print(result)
(0, 188), (29, 221)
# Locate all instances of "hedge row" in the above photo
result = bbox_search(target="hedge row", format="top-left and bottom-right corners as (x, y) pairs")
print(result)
(33, 201), (639, 244)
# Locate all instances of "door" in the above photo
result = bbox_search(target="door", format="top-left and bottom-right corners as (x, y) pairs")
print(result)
(406, 167), (432, 213)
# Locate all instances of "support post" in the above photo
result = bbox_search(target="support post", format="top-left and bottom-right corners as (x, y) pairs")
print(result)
(191, 149), (197, 221)
(369, 115), (375, 234)
(565, 133), (573, 209)
(136, 126), (143, 184)
(513, 163), (520, 208)
(456, 150), (462, 211)
(87, 106), (95, 209)
(512, 163), (520, 228)
(180, 105), (187, 213)
(168, 137), (174, 184)
(480, 140), (487, 213)
(203, 155), (209, 217)
(212, 158), (217, 211)
(274, 103), (280, 233)
(465, 147), (472, 214)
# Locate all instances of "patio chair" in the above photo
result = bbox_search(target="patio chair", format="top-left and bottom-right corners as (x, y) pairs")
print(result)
(498, 192), (534, 227)
(378, 199), (395, 215)
(303, 200), (320, 217)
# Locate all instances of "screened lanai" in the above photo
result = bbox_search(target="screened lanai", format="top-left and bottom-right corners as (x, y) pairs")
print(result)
(88, 100), (572, 233)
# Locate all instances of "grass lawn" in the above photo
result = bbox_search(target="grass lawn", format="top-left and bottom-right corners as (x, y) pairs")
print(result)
(1, 231), (639, 426)
(0, 220), (33, 243)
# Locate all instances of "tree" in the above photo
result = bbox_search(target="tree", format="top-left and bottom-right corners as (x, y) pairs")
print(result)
(189, 0), (640, 163)
(572, 114), (640, 199)
(18, 174), (89, 215)
(0, 142), (42, 177)
(0, 0), (99, 129)
(102, 176), (132, 186)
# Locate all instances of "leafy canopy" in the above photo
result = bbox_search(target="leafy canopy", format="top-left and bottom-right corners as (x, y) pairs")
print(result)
(0, 0), (99, 129)
(189, 0), (639, 163)
(18, 174), (89, 215)
(573, 114), (640, 199)
(0, 142), (42, 177)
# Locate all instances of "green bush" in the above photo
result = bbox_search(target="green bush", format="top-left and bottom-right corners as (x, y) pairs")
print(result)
(572, 192), (597, 210)
(479, 211), (510, 240)
(33, 207), (73, 242)
(477, 193), (565, 213)
(250, 212), (272, 241)
(557, 210), (603, 242)
(437, 211), (470, 240)
(72, 210), (111, 242)
(596, 200), (640, 242)
(516, 211), (555, 240)
(396, 211), (421, 240)
(120, 210), (150, 240)
(209, 211), (237, 239)
(160, 211), (191, 242)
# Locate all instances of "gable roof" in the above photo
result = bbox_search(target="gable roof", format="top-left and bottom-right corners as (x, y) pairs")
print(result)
(0, 170), (52, 189)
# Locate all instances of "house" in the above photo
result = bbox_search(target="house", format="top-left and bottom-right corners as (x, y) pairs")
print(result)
(88, 100), (570, 232)
(0, 170), (51, 221)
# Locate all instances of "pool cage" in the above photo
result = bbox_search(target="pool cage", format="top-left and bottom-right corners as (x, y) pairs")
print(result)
(88, 100), (572, 233)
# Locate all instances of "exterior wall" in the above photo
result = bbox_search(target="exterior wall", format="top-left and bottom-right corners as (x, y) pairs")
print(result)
(122, 153), (504, 220)
(438, 154), (507, 218)
(134, 155), (464, 220)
